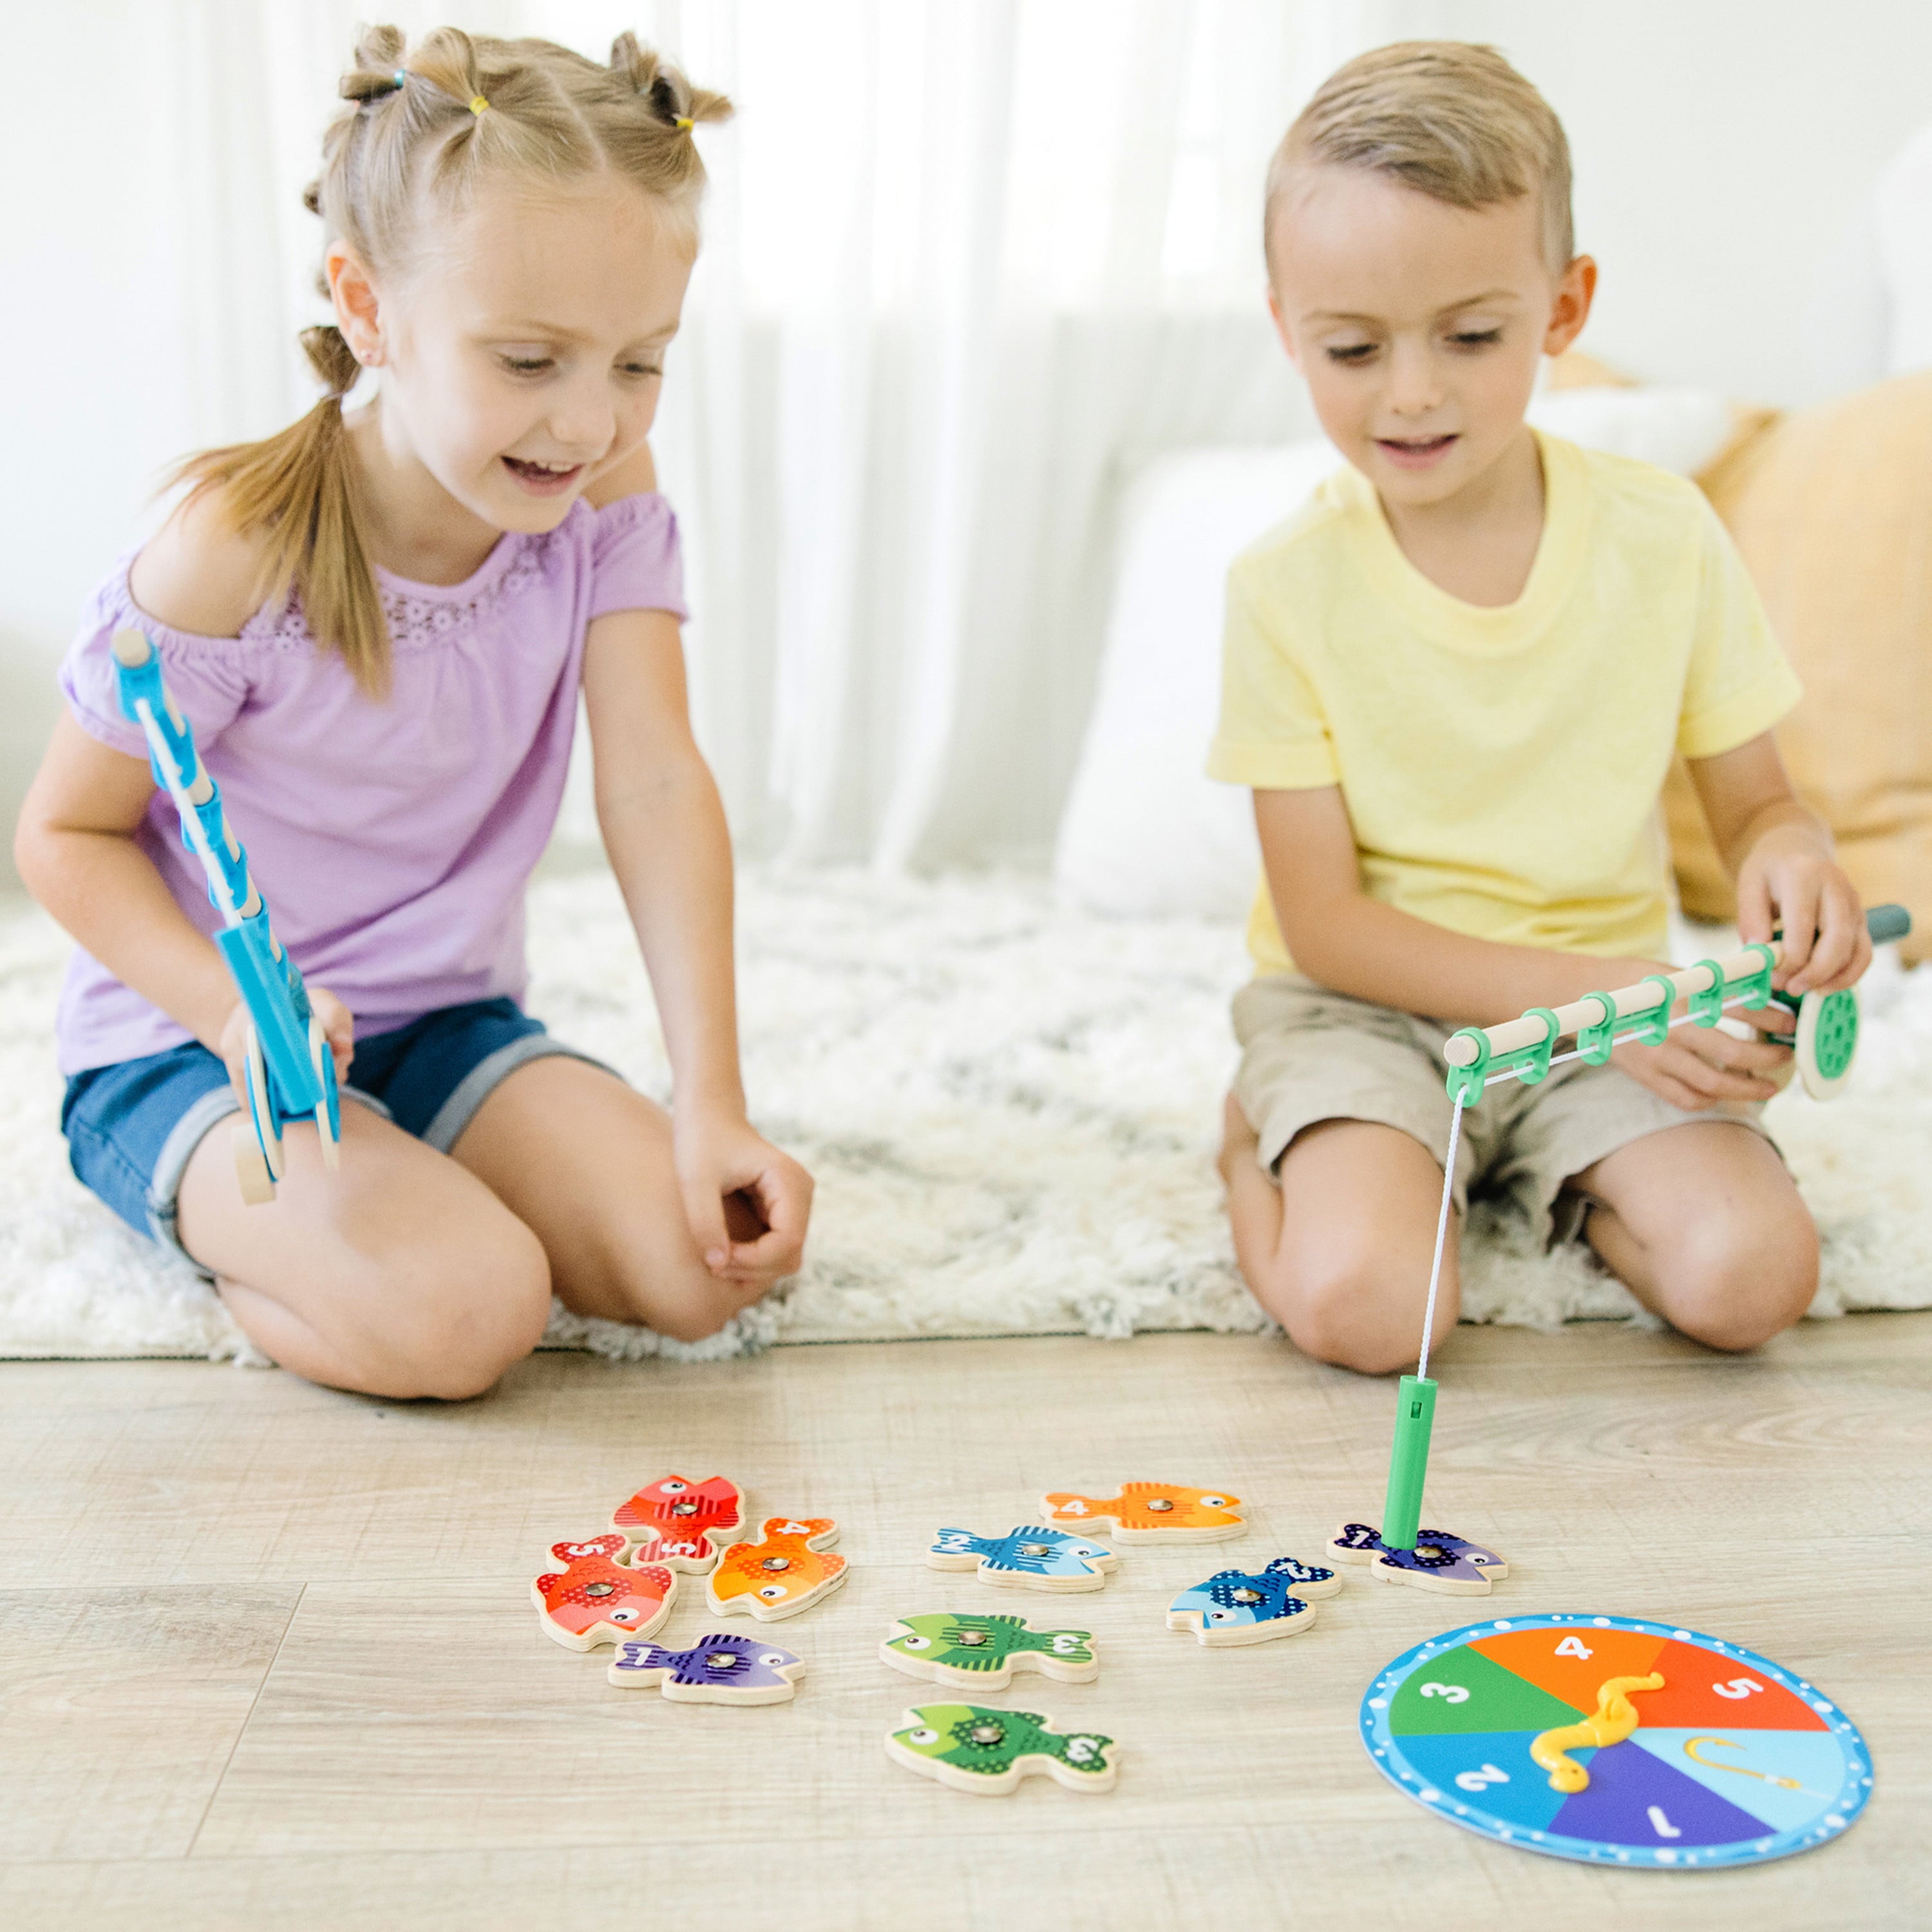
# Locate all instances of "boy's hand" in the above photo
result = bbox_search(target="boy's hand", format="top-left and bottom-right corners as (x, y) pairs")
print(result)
(672, 1105), (813, 1289)
(1587, 952), (1790, 1113)
(1736, 823), (1871, 996)
(1611, 1014), (1793, 1112)
(216, 987), (354, 1114)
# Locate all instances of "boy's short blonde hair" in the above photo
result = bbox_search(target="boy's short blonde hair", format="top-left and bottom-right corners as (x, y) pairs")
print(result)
(1265, 42), (1573, 281)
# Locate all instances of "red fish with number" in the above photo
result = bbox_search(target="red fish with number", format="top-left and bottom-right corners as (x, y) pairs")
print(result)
(532, 1534), (676, 1651)
(611, 1473), (745, 1571)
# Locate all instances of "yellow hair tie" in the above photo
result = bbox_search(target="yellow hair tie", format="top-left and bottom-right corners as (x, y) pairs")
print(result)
(469, 95), (489, 115)
(674, 115), (694, 131)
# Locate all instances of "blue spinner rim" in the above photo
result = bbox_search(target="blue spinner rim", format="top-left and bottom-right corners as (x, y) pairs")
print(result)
(1359, 1611), (1872, 1870)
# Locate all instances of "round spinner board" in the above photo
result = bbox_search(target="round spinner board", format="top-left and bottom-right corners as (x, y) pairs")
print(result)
(1360, 1613), (1871, 1869)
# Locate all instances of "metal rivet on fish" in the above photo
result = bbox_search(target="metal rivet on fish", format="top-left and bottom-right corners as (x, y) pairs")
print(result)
(584, 1582), (615, 1597)
(1145, 1498), (1175, 1512)
(762, 1557), (791, 1571)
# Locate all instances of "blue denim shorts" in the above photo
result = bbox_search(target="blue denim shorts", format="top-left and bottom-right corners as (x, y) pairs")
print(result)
(62, 997), (614, 1276)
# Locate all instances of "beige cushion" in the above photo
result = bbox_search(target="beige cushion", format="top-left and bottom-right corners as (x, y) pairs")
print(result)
(1665, 372), (1932, 961)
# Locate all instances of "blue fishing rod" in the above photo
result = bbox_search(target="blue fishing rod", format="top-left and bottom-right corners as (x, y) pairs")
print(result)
(111, 627), (340, 1203)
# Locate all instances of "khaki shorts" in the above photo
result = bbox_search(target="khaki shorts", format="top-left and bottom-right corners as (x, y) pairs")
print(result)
(1231, 974), (1778, 1247)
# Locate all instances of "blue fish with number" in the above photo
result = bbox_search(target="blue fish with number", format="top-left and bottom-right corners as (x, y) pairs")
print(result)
(1166, 1555), (1340, 1645)
(927, 1525), (1118, 1591)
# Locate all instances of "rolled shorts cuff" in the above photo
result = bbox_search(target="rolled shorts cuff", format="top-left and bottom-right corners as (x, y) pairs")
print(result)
(419, 1036), (618, 1153)
(145, 1039), (617, 1279)
(146, 1085), (393, 1281)
(1245, 1083), (1475, 1216)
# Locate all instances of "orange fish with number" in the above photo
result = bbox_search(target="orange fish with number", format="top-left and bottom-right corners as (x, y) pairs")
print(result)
(706, 1516), (848, 1621)
(1041, 1482), (1245, 1543)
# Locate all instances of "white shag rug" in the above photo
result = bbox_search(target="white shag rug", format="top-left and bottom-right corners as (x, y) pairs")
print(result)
(2, 869), (1929, 1363)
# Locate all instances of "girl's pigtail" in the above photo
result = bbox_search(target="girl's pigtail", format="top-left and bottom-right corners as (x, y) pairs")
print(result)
(607, 31), (733, 133)
(341, 23), (409, 104)
(166, 318), (388, 696)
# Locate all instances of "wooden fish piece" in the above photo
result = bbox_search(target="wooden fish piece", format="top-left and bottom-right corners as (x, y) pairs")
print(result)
(611, 1473), (746, 1573)
(607, 1633), (806, 1706)
(881, 1613), (1099, 1689)
(533, 1534), (676, 1651)
(706, 1516), (848, 1622)
(1326, 1521), (1508, 1596)
(886, 1703), (1120, 1795)
(1041, 1482), (1245, 1544)
(1166, 1555), (1340, 1647)
(926, 1526), (1119, 1593)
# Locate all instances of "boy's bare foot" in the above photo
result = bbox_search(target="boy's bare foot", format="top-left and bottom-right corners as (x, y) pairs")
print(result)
(1217, 1090), (1260, 1188)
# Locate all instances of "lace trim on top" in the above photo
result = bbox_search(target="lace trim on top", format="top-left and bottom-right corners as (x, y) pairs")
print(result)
(241, 524), (557, 653)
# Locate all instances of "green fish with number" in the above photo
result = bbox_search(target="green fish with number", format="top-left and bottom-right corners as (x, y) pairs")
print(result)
(880, 1611), (1100, 1689)
(886, 1703), (1120, 1795)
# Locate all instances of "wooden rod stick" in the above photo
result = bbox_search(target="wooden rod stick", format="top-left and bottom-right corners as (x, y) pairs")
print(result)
(1441, 943), (1780, 1067)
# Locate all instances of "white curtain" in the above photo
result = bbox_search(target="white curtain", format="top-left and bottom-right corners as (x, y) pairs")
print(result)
(4, 1), (1428, 871)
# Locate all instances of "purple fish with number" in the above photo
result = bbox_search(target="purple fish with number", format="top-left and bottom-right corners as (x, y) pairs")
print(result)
(1331, 1521), (1506, 1587)
(608, 1632), (804, 1697)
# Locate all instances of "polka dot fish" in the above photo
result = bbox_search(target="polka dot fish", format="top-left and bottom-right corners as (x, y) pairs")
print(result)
(1327, 1521), (1508, 1596)
(1166, 1555), (1341, 1647)
(532, 1534), (676, 1651)
(706, 1516), (848, 1622)
(607, 1632), (806, 1705)
(1041, 1482), (1245, 1544)
(886, 1704), (1120, 1795)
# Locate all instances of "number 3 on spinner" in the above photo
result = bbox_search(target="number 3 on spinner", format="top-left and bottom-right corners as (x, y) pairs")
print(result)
(1360, 1615), (1872, 1869)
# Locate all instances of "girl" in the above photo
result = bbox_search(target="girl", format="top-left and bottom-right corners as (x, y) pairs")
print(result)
(13, 26), (812, 1399)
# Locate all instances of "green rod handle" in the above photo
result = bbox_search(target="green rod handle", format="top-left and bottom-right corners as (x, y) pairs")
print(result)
(1867, 904), (1912, 945)
(1381, 1374), (1437, 1550)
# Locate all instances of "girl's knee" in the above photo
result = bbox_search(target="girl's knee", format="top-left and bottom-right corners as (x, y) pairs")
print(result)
(609, 1255), (767, 1344)
(363, 1224), (553, 1399)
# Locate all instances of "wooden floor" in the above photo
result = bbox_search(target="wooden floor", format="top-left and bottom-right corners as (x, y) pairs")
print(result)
(1, 1316), (1928, 1930)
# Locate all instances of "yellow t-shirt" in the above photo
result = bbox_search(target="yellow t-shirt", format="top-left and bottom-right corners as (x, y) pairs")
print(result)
(1206, 431), (1802, 978)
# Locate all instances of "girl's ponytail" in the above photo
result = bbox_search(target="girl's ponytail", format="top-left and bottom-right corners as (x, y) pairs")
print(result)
(167, 318), (388, 696)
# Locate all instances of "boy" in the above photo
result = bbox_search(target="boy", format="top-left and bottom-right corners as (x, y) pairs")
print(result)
(1210, 43), (1870, 1374)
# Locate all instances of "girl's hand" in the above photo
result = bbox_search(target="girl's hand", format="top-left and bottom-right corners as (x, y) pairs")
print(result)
(216, 987), (354, 1113)
(1736, 824), (1871, 996)
(672, 1106), (814, 1287)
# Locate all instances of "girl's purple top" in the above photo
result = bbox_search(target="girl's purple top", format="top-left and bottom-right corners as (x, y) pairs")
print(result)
(55, 493), (685, 1075)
